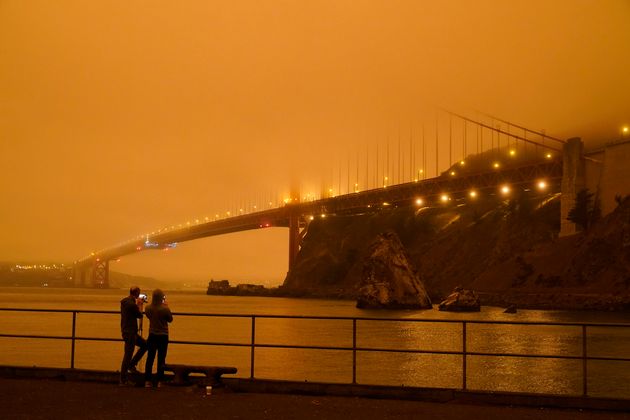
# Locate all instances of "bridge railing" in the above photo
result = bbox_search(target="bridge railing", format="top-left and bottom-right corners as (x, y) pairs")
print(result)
(1, 308), (629, 398)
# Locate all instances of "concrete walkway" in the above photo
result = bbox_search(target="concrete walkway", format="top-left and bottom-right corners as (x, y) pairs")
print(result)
(1, 378), (629, 420)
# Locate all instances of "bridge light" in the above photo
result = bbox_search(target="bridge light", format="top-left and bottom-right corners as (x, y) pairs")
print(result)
(469, 190), (477, 198)
(509, 149), (516, 156)
(501, 185), (511, 195)
(537, 180), (547, 190)
(493, 162), (500, 169)
(415, 198), (424, 206)
(440, 194), (450, 203)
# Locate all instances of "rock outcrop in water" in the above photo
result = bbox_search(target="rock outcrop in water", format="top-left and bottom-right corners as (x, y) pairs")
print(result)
(438, 286), (481, 312)
(356, 231), (432, 309)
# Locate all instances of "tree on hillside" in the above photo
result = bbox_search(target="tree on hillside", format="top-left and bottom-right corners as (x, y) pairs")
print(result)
(567, 188), (600, 231)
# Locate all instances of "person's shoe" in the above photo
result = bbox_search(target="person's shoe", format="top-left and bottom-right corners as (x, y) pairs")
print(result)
(128, 366), (139, 374)
(144, 381), (152, 388)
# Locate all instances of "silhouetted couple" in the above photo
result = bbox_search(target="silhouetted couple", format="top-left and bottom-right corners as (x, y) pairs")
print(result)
(119, 287), (173, 387)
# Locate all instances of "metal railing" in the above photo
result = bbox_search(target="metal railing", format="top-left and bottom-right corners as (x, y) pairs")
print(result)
(1, 307), (630, 398)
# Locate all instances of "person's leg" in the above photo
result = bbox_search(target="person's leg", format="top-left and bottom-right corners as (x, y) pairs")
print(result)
(156, 335), (169, 383)
(144, 334), (157, 385)
(120, 334), (135, 384)
(130, 334), (147, 369)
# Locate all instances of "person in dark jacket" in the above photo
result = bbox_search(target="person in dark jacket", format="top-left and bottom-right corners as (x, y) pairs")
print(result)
(144, 288), (173, 387)
(119, 286), (147, 385)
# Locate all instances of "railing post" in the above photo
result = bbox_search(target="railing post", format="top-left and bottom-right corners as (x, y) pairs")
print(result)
(352, 319), (357, 384)
(70, 311), (77, 369)
(582, 324), (587, 397)
(462, 321), (467, 390)
(250, 316), (256, 379)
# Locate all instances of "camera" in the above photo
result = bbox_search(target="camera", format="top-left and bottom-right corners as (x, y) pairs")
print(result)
(138, 293), (148, 303)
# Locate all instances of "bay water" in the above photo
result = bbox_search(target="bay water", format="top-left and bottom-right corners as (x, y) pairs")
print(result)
(1, 287), (629, 398)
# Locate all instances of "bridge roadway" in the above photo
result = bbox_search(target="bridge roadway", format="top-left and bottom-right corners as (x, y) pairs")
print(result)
(74, 159), (562, 286)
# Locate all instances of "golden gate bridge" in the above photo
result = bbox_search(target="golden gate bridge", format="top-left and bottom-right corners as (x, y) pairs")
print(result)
(74, 111), (566, 287)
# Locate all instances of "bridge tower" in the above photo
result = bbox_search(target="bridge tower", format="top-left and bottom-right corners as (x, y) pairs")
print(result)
(72, 260), (109, 288)
(560, 137), (585, 237)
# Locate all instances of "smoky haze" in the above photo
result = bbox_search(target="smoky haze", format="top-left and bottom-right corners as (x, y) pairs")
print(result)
(1, 1), (628, 286)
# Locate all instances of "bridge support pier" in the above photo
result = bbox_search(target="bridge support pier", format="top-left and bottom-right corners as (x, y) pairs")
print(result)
(288, 213), (300, 270)
(92, 260), (109, 288)
(72, 260), (109, 288)
(560, 137), (585, 237)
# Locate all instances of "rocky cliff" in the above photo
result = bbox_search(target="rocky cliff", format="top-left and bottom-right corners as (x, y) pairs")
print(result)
(283, 192), (630, 310)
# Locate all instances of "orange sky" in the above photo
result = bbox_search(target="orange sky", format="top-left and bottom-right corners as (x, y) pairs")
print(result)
(1, 1), (629, 286)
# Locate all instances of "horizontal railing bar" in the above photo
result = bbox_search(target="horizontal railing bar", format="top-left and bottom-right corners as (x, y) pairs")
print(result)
(1, 307), (629, 328)
(169, 340), (252, 348)
(2, 308), (630, 334)
(0, 333), (72, 340)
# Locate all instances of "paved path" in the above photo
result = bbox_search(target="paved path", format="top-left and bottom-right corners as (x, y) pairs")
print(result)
(1, 378), (628, 420)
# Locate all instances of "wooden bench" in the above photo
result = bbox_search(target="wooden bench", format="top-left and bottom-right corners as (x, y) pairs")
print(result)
(163, 364), (237, 386)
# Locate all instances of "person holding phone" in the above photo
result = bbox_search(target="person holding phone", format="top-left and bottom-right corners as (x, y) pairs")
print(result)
(119, 286), (147, 386)
(144, 289), (173, 388)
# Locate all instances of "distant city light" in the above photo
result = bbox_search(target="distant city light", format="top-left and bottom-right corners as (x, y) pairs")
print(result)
(493, 162), (500, 169)
(537, 180), (547, 190)
(460, 161), (465, 166)
(509, 150), (516, 156)
(501, 185), (511, 195)
(440, 194), (449, 202)
(415, 198), (423, 205)
(450, 171), (456, 176)
(545, 153), (552, 159)
(469, 190), (477, 198)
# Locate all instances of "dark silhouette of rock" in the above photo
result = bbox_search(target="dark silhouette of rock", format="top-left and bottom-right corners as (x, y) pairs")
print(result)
(356, 231), (432, 309)
(438, 286), (481, 312)
(504, 304), (517, 314)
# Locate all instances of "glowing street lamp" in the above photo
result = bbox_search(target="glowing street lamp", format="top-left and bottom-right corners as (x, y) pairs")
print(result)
(440, 194), (450, 203)
(450, 171), (456, 176)
(469, 190), (478, 198)
(493, 162), (500, 169)
(537, 180), (547, 190)
(545, 153), (552, 159)
(415, 198), (424, 206)
(509, 150), (516, 157)
(500, 185), (511, 195)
